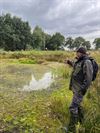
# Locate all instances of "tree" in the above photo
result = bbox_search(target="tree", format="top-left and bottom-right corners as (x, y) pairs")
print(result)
(73, 37), (85, 49)
(65, 37), (74, 50)
(73, 37), (91, 50)
(93, 38), (100, 49)
(45, 33), (51, 50)
(45, 32), (65, 50)
(32, 26), (45, 50)
(0, 13), (32, 51)
(82, 41), (91, 50)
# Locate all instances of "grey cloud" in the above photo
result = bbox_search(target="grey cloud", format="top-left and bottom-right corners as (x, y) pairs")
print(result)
(0, 0), (100, 41)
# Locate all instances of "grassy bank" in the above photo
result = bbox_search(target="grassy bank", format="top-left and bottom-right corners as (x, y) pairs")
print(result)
(0, 50), (100, 64)
(0, 50), (100, 133)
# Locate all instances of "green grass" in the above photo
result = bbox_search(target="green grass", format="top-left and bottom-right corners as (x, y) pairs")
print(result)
(0, 50), (100, 133)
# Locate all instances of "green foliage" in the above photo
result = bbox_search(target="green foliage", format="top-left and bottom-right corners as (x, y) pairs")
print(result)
(45, 34), (52, 49)
(82, 71), (100, 133)
(65, 37), (91, 50)
(18, 58), (37, 64)
(74, 37), (85, 48)
(45, 32), (65, 50)
(65, 37), (74, 49)
(32, 26), (46, 50)
(73, 37), (91, 50)
(93, 38), (100, 49)
(83, 41), (91, 50)
(0, 13), (32, 51)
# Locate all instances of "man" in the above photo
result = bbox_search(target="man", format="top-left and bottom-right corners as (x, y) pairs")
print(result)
(65, 47), (93, 133)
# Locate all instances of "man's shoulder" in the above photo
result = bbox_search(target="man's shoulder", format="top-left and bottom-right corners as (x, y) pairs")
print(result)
(83, 58), (92, 68)
(84, 58), (91, 63)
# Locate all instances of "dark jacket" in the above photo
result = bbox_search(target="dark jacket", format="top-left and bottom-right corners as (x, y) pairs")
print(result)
(69, 55), (93, 95)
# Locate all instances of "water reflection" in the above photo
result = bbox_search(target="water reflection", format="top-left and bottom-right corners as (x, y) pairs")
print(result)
(21, 72), (54, 91)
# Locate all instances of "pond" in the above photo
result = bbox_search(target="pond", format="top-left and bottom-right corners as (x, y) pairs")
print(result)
(0, 63), (59, 91)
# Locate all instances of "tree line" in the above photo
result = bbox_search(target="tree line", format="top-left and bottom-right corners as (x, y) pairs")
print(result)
(0, 13), (100, 51)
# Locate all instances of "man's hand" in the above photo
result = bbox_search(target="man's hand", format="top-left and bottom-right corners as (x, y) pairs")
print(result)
(64, 59), (73, 66)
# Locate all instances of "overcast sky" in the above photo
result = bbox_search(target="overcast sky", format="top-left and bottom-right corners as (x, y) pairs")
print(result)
(0, 0), (100, 42)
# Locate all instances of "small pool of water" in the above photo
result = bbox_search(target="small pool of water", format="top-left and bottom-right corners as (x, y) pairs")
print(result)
(0, 63), (58, 91)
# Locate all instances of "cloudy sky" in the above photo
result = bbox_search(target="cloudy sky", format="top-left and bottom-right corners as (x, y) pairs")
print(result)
(0, 0), (100, 42)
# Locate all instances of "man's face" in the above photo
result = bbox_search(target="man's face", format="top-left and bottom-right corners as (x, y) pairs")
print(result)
(76, 52), (82, 59)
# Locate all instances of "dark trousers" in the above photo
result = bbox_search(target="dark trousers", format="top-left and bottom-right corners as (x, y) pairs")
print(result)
(68, 91), (84, 132)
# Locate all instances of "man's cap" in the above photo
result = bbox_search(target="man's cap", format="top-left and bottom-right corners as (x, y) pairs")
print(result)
(76, 47), (87, 54)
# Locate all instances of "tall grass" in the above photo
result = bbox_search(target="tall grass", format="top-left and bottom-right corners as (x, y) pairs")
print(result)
(82, 71), (100, 133)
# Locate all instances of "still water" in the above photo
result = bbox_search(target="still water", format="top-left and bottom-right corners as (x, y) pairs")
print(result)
(0, 63), (57, 91)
